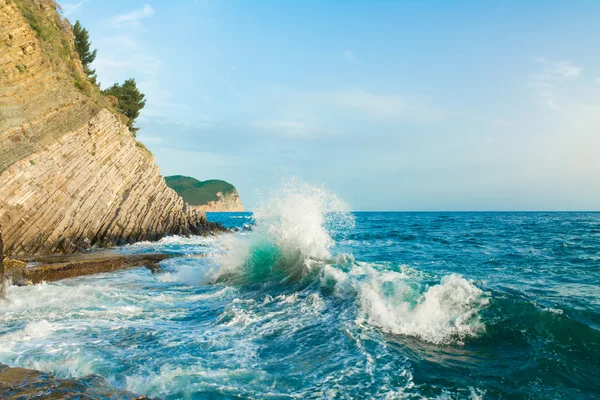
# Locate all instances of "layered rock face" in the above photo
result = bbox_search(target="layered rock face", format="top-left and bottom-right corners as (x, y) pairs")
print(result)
(0, 0), (221, 256)
(0, 230), (4, 285)
(192, 190), (244, 212)
(0, 0), (100, 172)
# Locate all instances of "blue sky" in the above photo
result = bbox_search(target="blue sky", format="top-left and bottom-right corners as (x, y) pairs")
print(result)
(63, 0), (600, 210)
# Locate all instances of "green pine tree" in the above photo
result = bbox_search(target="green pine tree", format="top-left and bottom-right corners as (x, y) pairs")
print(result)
(103, 79), (147, 133)
(72, 20), (98, 85)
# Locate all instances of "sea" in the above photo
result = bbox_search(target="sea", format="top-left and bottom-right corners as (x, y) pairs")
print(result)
(1, 182), (599, 399)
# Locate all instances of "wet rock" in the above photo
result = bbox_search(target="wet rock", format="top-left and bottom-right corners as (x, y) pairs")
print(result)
(3, 258), (26, 270)
(145, 262), (162, 274)
(0, 363), (154, 399)
(17, 253), (171, 284)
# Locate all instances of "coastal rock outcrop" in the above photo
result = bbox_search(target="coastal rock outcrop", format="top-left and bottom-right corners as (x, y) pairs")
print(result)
(0, 230), (4, 287)
(0, 0), (223, 256)
(193, 190), (244, 212)
(0, 363), (152, 399)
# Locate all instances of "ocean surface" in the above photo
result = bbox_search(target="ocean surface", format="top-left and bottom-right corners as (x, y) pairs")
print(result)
(1, 184), (599, 399)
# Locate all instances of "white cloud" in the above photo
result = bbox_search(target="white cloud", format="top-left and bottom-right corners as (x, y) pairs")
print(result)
(136, 134), (163, 143)
(61, 1), (86, 17)
(110, 4), (155, 26)
(529, 57), (583, 112)
(525, 58), (600, 145)
(240, 86), (447, 140)
(596, 77), (600, 84)
(492, 118), (514, 128)
(533, 57), (582, 80)
(226, 66), (236, 83)
(251, 120), (315, 137)
(243, 85), (448, 138)
(343, 50), (356, 62)
(318, 89), (446, 123)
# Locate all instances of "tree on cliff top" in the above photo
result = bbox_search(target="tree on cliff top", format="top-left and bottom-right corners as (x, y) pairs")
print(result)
(72, 20), (98, 85)
(103, 79), (146, 133)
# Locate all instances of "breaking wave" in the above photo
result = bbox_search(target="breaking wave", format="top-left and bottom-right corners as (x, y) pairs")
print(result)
(211, 178), (488, 344)
(1, 181), (597, 398)
(214, 177), (354, 282)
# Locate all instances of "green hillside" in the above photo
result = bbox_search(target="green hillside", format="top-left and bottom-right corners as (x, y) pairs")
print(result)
(165, 175), (237, 206)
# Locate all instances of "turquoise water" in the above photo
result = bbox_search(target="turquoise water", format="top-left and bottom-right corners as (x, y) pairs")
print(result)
(1, 187), (599, 398)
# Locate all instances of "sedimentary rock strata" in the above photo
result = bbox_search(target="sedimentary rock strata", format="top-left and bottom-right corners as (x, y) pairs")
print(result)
(0, 230), (4, 286)
(0, 0), (223, 256)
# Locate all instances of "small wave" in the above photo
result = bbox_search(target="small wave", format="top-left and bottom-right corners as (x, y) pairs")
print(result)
(0, 320), (55, 344)
(129, 235), (219, 247)
(121, 235), (220, 255)
(158, 262), (218, 285)
(543, 307), (564, 315)
(321, 263), (488, 345)
(357, 273), (488, 345)
(125, 363), (263, 398)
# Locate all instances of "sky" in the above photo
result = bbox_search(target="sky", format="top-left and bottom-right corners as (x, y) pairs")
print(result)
(62, 0), (600, 211)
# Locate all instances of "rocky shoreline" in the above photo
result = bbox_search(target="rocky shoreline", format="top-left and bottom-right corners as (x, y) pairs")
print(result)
(0, 363), (152, 399)
(0, 229), (181, 399)
(0, 2), (230, 397)
(4, 252), (171, 285)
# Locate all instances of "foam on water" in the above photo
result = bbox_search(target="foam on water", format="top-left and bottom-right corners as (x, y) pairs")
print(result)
(1, 182), (597, 398)
(0, 320), (55, 344)
(119, 234), (220, 256)
(356, 272), (488, 344)
(212, 178), (488, 345)
(319, 263), (488, 344)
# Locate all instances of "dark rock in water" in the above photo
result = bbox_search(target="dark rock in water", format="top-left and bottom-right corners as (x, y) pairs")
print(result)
(0, 363), (153, 399)
(145, 262), (162, 274)
(13, 253), (171, 284)
(231, 224), (253, 233)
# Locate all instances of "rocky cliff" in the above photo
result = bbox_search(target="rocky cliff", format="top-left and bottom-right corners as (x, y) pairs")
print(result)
(165, 176), (245, 212)
(0, 0), (222, 256)
(0, 230), (4, 286)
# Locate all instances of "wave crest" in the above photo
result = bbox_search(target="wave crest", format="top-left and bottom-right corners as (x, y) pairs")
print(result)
(357, 272), (488, 344)
(214, 178), (353, 282)
(211, 179), (488, 344)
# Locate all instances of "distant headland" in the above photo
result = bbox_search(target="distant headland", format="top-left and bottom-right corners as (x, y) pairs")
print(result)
(165, 176), (244, 212)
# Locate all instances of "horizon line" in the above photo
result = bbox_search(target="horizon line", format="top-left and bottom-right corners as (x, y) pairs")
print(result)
(210, 210), (600, 213)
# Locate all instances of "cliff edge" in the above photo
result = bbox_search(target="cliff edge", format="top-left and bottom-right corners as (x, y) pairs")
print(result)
(165, 176), (245, 212)
(0, 0), (222, 256)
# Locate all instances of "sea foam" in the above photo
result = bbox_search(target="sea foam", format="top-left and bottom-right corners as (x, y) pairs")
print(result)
(214, 177), (353, 281)
(211, 178), (488, 344)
